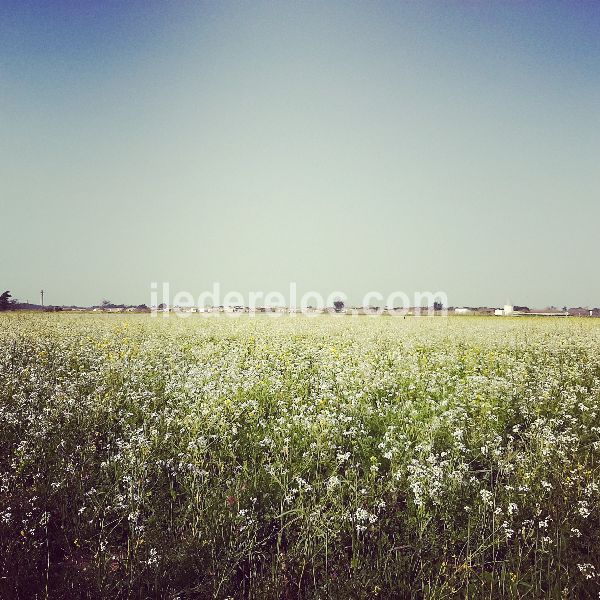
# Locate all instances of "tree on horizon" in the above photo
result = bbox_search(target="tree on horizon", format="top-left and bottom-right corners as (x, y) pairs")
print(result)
(333, 300), (345, 313)
(0, 291), (12, 311)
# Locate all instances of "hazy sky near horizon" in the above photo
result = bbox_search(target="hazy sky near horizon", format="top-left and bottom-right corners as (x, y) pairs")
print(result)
(1, 1), (599, 307)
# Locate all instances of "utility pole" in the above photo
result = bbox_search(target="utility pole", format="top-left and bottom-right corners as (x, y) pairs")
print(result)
(41, 289), (44, 308)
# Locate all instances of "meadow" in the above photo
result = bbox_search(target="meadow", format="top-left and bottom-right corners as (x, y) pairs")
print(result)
(1, 313), (599, 599)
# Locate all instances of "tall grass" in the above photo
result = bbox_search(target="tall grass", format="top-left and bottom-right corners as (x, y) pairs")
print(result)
(1, 314), (599, 598)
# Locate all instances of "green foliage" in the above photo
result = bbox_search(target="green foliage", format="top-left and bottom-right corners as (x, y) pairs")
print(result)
(0, 314), (599, 598)
(0, 290), (11, 311)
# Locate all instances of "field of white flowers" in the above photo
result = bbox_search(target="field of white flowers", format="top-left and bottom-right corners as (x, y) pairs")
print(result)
(1, 313), (599, 599)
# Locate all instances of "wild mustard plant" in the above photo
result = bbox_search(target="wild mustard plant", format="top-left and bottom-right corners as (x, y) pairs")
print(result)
(1, 313), (599, 598)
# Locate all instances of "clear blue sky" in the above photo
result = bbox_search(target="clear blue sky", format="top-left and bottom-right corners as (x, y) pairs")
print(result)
(1, 1), (599, 307)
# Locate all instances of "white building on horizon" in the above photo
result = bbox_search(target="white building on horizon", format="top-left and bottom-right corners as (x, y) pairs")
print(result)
(495, 304), (514, 316)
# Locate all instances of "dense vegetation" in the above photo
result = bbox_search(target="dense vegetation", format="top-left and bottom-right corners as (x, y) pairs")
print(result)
(1, 314), (599, 598)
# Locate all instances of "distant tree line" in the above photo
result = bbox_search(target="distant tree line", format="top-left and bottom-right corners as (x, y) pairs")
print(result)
(99, 300), (149, 311)
(0, 290), (60, 311)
